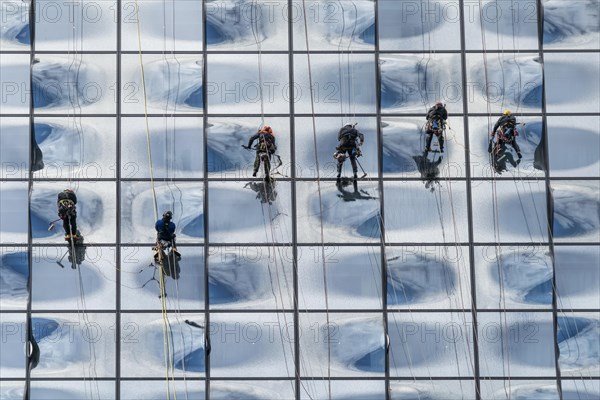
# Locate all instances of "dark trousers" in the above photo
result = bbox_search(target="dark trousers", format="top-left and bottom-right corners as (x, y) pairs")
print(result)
(60, 211), (77, 236)
(253, 151), (272, 173)
(509, 140), (521, 154)
(425, 130), (444, 151)
(336, 147), (358, 176)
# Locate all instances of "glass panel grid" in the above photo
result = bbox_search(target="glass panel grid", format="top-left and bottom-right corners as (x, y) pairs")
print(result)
(0, 0), (598, 398)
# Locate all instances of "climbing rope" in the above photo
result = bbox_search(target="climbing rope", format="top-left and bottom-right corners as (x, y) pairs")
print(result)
(133, 1), (177, 398)
(479, 1), (513, 397)
(247, 3), (315, 397)
(300, 1), (333, 397)
(161, 0), (190, 397)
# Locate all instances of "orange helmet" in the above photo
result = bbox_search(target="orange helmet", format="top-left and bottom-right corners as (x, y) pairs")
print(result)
(261, 125), (273, 135)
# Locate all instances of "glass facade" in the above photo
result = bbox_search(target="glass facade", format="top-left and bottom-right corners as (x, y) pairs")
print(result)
(1, 0), (599, 399)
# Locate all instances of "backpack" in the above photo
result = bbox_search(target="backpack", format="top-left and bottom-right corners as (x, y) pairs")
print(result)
(339, 126), (358, 145)
(258, 132), (276, 152)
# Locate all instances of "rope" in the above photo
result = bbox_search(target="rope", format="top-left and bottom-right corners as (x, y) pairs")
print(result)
(300, 1), (332, 397)
(478, 1), (512, 397)
(134, 0), (158, 222)
(247, 4), (314, 397)
(64, 3), (98, 398)
(249, 0), (265, 125)
(133, 2), (177, 398)
(161, 0), (189, 397)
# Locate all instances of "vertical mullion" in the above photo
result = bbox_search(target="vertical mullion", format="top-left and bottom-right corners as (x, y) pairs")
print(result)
(26, 0), (37, 397)
(202, 0), (210, 398)
(535, 1), (562, 397)
(115, 0), (122, 398)
(287, 1), (300, 399)
(458, 1), (481, 398)
(372, 1), (390, 399)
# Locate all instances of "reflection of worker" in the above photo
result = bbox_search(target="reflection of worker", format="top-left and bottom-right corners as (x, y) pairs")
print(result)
(413, 153), (443, 191)
(244, 181), (277, 204)
(335, 181), (377, 202)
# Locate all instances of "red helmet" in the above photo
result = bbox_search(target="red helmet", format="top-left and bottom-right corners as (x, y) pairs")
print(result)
(261, 125), (273, 135)
(435, 102), (444, 108)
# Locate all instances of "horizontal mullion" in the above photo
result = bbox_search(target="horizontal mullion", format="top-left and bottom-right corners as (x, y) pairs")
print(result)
(2, 113), (600, 118)
(4, 49), (599, 55)
(2, 242), (600, 248)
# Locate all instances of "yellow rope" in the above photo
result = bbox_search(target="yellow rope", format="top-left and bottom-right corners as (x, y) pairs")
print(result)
(133, 2), (176, 399)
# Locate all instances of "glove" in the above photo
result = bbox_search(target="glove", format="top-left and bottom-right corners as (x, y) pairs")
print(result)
(517, 152), (522, 159)
(487, 143), (493, 153)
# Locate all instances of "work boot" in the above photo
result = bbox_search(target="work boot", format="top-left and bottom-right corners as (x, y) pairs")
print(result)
(252, 170), (257, 177)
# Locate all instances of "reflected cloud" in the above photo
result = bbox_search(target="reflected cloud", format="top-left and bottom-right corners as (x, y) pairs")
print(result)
(0, 252), (28, 307)
(382, 120), (422, 174)
(544, 0), (600, 45)
(387, 253), (456, 306)
(491, 250), (553, 305)
(32, 58), (103, 109)
(207, 121), (255, 173)
(0, 1), (29, 46)
(330, 316), (385, 373)
(553, 185), (600, 239)
(310, 184), (380, 238)
(144, 58), (203, 109)
(472, 55), (542, 108)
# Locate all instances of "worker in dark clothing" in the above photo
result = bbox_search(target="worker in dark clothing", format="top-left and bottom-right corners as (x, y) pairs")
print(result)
(424, 102), (448, 153)
(155, 211), (176, 242)
(333, 124), (365, 182)
(57, 189), (78, 241)
(154, 211), (180, 262)
(244, 125), (277, 177)
(489, 110), (522, 158)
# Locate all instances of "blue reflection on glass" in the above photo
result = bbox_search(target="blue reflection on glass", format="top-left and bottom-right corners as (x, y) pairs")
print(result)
(31, 211), (54, 238)
(523, 279), (552, 304)
(181, 215), (205, 237)
(354, 346), (385, 372)
(356, 214), (381, 238)
(32, 318), (60, 342)
(206, 22), (225, 45)
(16, 25), (30, 45)
(359, 24), (375, 44)
(557, 317), (592, 343)
(184, 87), (203, 108)
(209, 280), (238, 304)
(175, 348), (205, 373)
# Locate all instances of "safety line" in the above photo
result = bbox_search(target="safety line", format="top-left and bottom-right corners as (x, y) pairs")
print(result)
(300, 1), (333, 398)
(133, 1), (177, 398)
